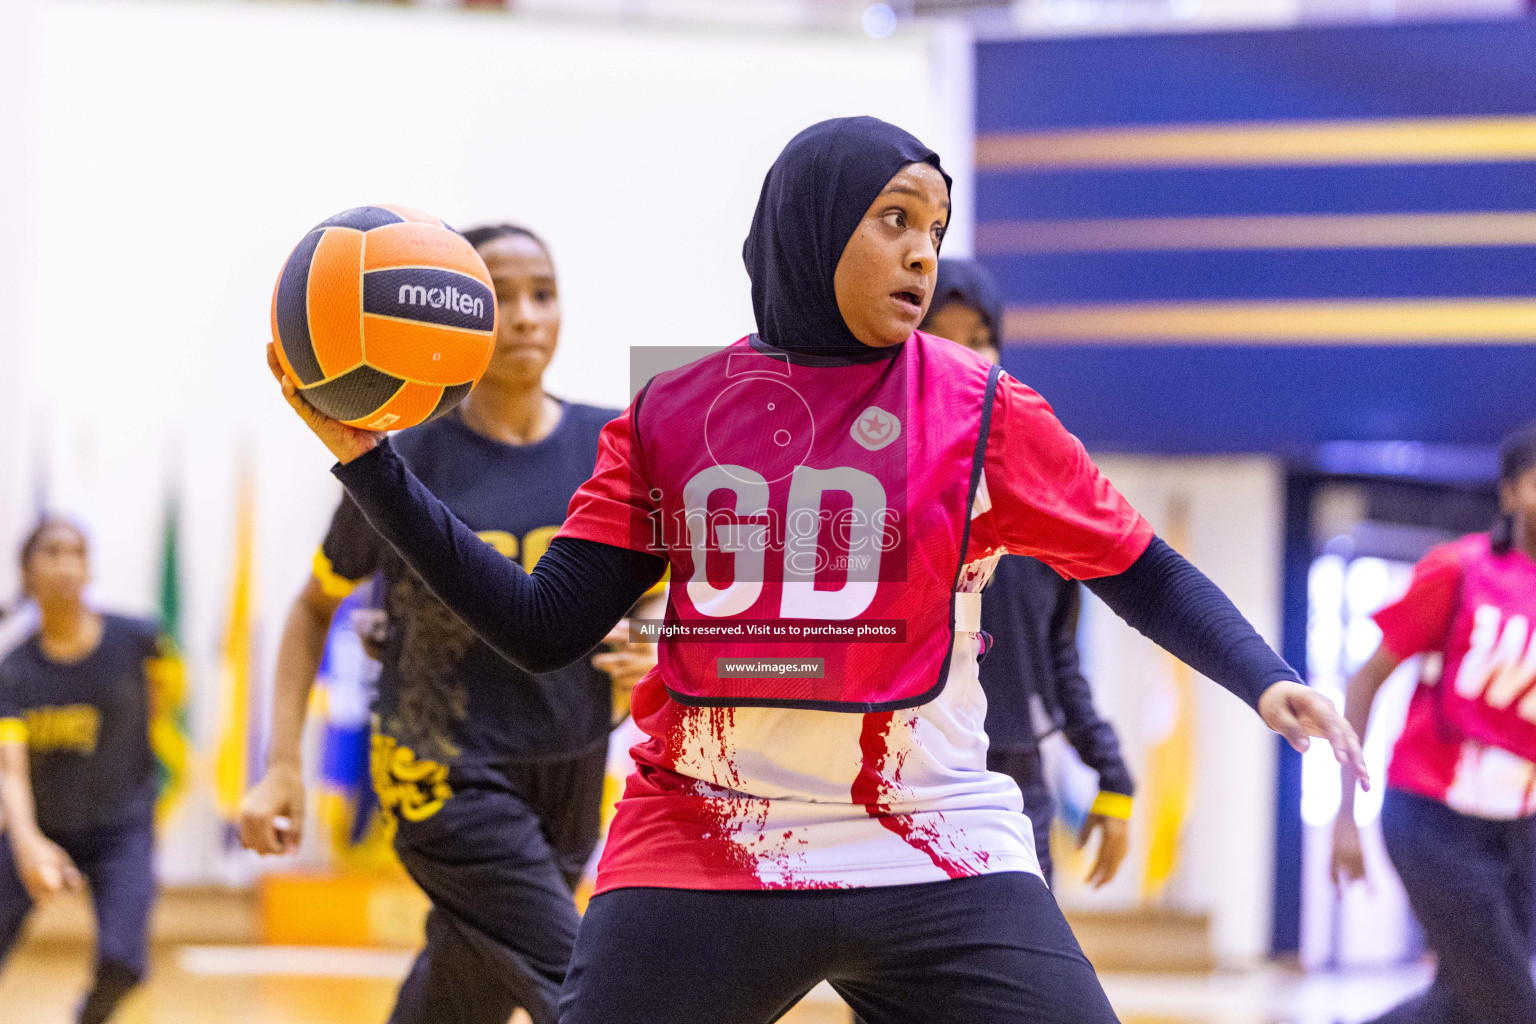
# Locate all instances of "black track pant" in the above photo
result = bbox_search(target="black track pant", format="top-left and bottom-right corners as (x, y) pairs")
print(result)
(0, 820), (155, 1024)
(387, 745), (606, 1024)
(561, 871), (1119, 1024)
(987, 748), (1057, 885)
(1368, 788), (1536, 1024)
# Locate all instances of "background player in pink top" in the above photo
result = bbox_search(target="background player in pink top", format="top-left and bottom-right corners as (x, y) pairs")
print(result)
(1332, 423), (1536, 1024)
(269, 117), (1365, 1023)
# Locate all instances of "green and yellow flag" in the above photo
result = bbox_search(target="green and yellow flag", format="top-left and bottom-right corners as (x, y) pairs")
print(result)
(214, 463), (257, 824)
(147, 493), (192, 825)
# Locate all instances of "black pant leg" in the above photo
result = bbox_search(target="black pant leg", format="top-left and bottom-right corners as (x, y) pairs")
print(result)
(73, 824), (155, 980)
(1019, 784), (1055, 886)
(563, 875), (1114, 1024)
(986, 748), (1054, 884)
(1377, 790), (1536, 1024)
(0, 832), (35, 968)
(1364, 991), (1453, 1024)
(503, 743), (608, 891)
(388, 786), (582, 1024)
(560, 887), (835, 1024)
(831, 872), (1118, 1024)
(389, 905), (523, 1024)
(1503, 812), (1536, 954)
(59, 823), (155, 1024)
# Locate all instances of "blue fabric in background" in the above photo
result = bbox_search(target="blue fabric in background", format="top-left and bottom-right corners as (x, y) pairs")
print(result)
(975, 21), (1536, 453)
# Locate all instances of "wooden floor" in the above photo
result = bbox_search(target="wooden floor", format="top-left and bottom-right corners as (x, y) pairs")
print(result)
(2, 947), (399, 1024)
(0, 943), (1429, 1024)
(0, 946), (849, 1024)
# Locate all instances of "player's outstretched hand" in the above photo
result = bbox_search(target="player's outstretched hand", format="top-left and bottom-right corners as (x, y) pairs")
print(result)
(1259, 681), (1369, 790)
(267, 342), (379, 465)
(1078, 814), (1130, 889)
(16, 834), (82, 901)
(240, 763), (306, 856)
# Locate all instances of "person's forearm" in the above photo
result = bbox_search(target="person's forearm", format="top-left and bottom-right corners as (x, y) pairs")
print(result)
(1058, 698), (1134, 793)
(1048, 583), (1098, 736)
(1338, 647), (1398, 819)
(333, 441), (666, 673)
(1084, 537), (1299, 712)
(1064, 723), (1135, 797)
(265, 596), (332, 770)
(0, 746), (42, 843)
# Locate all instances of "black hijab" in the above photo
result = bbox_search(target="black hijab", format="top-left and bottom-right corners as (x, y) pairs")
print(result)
(931, 258), (1003, 343)
(743, 116), (951, 352)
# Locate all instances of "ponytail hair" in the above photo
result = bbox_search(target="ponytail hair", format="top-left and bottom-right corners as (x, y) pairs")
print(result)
(1492, 421), (1536, 554)
(1491, 512), (1516, 555)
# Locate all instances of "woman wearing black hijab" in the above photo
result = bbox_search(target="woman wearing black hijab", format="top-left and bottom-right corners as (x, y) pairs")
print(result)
(268, 116), (1364, 1023)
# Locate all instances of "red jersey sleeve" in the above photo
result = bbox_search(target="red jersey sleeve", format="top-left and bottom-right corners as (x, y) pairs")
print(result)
(557, 406), (659, 553)
(1373, 541), (1464, 660)
(969, 373), (1153, 579)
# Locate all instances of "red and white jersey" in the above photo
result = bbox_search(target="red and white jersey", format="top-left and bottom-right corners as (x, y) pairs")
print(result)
(1376, 535), (1536, 820)
(561, 359), (1151, 891)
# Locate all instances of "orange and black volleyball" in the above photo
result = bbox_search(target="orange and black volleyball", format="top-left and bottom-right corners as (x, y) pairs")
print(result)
(271, 205), (496, 431)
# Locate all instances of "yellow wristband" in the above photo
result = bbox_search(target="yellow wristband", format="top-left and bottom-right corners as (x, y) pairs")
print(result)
(1090, 791), (1133, 821)
(0, 718), (28, 745)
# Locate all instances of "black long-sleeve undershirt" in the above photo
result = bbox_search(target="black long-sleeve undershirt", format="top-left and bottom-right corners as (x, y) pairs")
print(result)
(333, 438), (666, 674)
(333, 439), (1297, 709)
(1085, 538), (1297, 711)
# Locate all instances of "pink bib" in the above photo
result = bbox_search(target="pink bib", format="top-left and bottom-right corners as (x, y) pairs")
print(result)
(634, 333), (999, 711)
(1438, 534), (1536, 760)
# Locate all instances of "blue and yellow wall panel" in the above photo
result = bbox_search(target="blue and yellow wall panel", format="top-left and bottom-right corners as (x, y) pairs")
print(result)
(975, 21), (1536, 453)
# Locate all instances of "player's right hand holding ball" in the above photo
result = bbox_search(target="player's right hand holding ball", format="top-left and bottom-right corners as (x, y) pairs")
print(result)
(239, 762), (306, 856)
(267, 343), (378, 465)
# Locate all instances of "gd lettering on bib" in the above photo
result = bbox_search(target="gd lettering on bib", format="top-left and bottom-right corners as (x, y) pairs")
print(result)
(632, 333), (999, 711)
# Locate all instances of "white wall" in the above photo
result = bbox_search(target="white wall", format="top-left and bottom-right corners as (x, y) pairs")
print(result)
(924, 18), (976, 259)
(1053, 455), (1285, 968)
(0, 0), (38, 602)
(7, 0), (948, 879)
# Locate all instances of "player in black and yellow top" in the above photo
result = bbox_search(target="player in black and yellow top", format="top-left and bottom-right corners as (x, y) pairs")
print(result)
(240, 223), (660, 1024)
(0, 519), (174, 1024)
